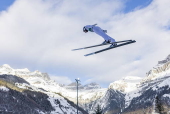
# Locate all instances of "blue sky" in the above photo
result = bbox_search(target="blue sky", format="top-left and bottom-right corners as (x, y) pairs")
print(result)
(0, 0), (153, 13)
(0, 0), (15, 11)
(124, 0), (153, 13)
(0, 0), (170, 88)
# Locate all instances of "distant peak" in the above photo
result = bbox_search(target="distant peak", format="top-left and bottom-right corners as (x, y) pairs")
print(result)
(158, 54), (170, 65)
(109, 76), (142, 93)
(122, 76), (142, 80)
(2, 64), (12, 68)
(67, 82), (81, 86)
(85, 82), (98, 85)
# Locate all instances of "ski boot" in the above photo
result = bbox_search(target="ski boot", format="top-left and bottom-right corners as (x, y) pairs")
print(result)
(102, 40), (110, 45)
(109, 43), (117, 48)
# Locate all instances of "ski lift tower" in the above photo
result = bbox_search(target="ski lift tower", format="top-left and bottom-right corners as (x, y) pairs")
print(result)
(75, 78), (80, 114)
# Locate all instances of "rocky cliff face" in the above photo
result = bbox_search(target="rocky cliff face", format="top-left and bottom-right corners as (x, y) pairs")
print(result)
(86, 89), (125, 114)
(109, 76), (142, 93)
(0, 64), (50, 81)
(0, 86), (54, 114)
(158, 54), (170, 64)
(0, 75), (54, 114)
(124, 76), (170, 114)
(143, 54), (170, 82)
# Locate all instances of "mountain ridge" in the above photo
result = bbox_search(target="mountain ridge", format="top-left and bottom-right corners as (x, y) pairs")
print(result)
(0, 54), (170, 113)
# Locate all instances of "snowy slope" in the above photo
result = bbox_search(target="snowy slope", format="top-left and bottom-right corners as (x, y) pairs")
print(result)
(0, 86), (9, 91)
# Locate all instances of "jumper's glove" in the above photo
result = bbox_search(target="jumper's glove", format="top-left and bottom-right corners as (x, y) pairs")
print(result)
(103, 30), (107, 33)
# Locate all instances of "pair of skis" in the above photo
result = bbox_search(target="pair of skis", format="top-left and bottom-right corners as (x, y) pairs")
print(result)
(72, 40), (136, 56)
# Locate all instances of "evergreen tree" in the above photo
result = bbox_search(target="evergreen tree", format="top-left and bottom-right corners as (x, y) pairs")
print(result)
(155, 96), (164, 114)
(93, 105), (103, 114)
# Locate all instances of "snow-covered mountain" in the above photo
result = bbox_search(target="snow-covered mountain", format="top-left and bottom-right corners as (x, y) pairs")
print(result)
(0, 64), (50, 81)
(109, 76), (142, 93)
(1, 54), (170, 114)
(142, 54), (170, 82)
(80, 54), (170, 114)
(0, 65), (88, 114)
(97, 54), (170, 114)
(0, 64), (106, 114)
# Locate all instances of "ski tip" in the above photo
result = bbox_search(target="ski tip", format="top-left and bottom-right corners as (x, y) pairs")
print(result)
(84, 53), (95, 57)
(72, 48), (84, 51)
(128, 40), (136, 42)
(72, 49), (77, 51)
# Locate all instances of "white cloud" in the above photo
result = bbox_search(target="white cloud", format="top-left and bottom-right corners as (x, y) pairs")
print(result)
(0, 0), (170, 87)
(50, 75), (72, 85)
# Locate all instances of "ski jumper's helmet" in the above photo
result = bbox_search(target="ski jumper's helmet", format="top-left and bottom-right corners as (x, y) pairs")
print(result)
(83, 27), (88, 33)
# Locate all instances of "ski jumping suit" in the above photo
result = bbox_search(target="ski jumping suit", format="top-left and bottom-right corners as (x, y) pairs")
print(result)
(84, 24), (115, 43)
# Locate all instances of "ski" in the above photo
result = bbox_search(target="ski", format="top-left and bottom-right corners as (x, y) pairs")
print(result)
(72, 40), (133, 51)
(72, 43), (110, 51)
(84, 40), (136, 56)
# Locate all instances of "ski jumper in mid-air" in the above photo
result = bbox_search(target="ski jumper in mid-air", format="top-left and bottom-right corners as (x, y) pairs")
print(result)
(72, 24), (136, 56)
(83, 24), (117, 47)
